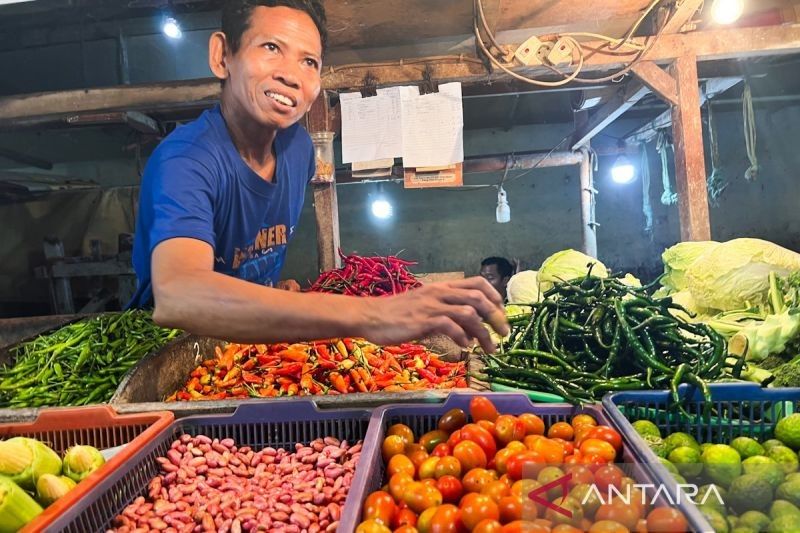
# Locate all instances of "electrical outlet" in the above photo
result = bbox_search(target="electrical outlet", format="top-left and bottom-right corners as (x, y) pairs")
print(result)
(514, 35), (545, 66)
(546, 37), (574, 67)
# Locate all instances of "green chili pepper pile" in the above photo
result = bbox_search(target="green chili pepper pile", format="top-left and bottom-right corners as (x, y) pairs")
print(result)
(0, 310), (180, 408)
(478, 271), (728, 410)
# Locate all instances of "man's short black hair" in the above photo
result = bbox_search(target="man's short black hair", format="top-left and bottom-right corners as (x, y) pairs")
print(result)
(222, 0), (328, 55)
(481, 257), (513, 279)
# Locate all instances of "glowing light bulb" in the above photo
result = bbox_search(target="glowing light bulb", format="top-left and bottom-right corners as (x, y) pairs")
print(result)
(611, 156), (636, 184)
(711, 0), (744, 25)
(371, 198), (393, 219)
(163, 17), (182, 39)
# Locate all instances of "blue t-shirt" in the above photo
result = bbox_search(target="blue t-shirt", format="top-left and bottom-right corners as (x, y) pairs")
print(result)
(129, 105), (314, 308)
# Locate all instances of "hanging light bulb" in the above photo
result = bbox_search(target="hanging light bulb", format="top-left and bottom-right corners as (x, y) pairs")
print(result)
(162, 16), (182, 39)
(370, 184), (393, 220)
(611, 155), (636, 184)
(711, 0), (744, 24)
(496, 186), (511, 223)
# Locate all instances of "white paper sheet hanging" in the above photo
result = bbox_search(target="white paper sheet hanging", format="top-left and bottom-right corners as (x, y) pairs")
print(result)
(339, 88), (403, 164)
(400, 82), (464, 168)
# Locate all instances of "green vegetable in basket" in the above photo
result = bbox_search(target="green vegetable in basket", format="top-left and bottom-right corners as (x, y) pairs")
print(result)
(632, 420), (661, 439)
(742, 456), (785, 490)
(731, 437), (766, 459)
(0, 438), (61, 491)
(537, 249), (608, 291)
(774, 414), (800, 451)
(776, 478), (800, 507)
(0, 476), (43, 532)
(664, 432), (701, 455)
(703, 444), (743, 488)
(699, 505), (730, 533)
(738, 510), (771, 532)
(769, 500), (800, 521)
(62, 445), (105, 482)
(35, 474), (76, 506)
(727, 474), (774, 514)
(772, 355), (800, 388)
(767, 446), (799, 475)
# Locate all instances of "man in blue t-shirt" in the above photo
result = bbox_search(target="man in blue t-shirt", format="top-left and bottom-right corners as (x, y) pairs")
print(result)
(131, 0), (509, 352)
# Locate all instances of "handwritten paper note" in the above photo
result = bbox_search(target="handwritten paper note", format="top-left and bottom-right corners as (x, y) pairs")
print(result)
(339, 88), (403, 164)
(400, 82), (464, 168)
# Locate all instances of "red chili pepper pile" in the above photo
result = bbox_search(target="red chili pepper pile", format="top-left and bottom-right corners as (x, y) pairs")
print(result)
(308, 251), (422, 296)
(166, 338), (467, 401)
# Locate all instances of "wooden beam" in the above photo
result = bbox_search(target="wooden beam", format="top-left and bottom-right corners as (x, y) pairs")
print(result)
(631, 61), (679, 105)
(0, 24), (797, 128)
(572, 82), (651, 150)
(671, 54), (711, 241)
(305, 92), (342, 273)
(626, 76), (741, 143)
(661, 0), (705, 34)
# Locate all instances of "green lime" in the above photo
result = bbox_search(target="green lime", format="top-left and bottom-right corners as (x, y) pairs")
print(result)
(768, 515), (800, 533)
(769, 500), (800, 521)
(700, 505), (731, 533)
(763, 439), (785, 452)
(786, 472), (800, 483)
(738, 510), (771, 531)
(673, 473), (687, 485)
(776, 478), (800, 507)
(775, 414), (800, 451)
(730, 528), (757, 533)
(632, 420), (662, 439)
(703, 444), (744, 488)
(658, 456), (680, 476)
(697, 484), (728, 515)
(727, 474), (774, 514)
(703, 442), (715, 453)
(732, 437), (767, 459)
(665, 432), (702, 455)
(669, 445), (704, 478)
(727, 516), (739, 531)
(644, 435), (668, 458)
(743, 456), (786, 489)
(767, 446), (800, 475)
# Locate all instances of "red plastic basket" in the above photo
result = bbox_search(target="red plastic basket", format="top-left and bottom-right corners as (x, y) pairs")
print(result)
(0, 405), (174, 532)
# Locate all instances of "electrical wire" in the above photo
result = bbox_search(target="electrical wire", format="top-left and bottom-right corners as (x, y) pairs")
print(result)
(743, 83), (759, 181)
(474, 0), (505, 56)
(607, 0), (665, 51)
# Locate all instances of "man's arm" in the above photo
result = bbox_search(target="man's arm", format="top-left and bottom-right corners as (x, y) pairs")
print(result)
(152, 238), (508, 352)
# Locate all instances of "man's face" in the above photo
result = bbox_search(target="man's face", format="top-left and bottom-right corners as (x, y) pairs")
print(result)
(223, 6), (322, 129)
(480, 264), (509, 297)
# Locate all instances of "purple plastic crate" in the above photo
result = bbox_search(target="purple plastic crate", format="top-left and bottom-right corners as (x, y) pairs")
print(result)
(343, 391), (709, 533)
(46, 399), (371, 533)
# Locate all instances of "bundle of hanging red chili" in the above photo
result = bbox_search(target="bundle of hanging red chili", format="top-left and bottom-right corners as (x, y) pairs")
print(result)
(166, 338), (467, 401)
(308, 252), (422, 296)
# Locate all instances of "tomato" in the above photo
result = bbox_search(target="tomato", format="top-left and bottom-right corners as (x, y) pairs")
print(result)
(497, 495), (523, 522)
(420, 430), (450, 453)
(459, 493), (500, 531)
(473, 519), (503, 533)
(500, 520), (550, 533)
(481, 479), (511, 503)
(461, 424), (497, 459)
(547, 422), (575, 441)
(447, 429), (463, 449)
(432, 443), (452, 458)
(563, 454), (581, 466)
(453, 440), (488, 471)
(588, 521), (630, 533)
(409, 449), (431, 471)
(390, 473), (415, 502)
(573, 425), (595, 446)
(404, 482), (443, 514)
(470, 396), (499, 422)
(646, 507), (688, 533)
(585, 426), (623, 453)
(569, 483), (602, 519)
(564, 465), (594, 488)
(552, 525), (584, 533)
(418, 457), (441, 479)
(579, 439), (617, 463)
(356, 519), (392, 533)
(537, 466), (568, 500)
(383, 435), (406, 461)
(580, 452), (610, 471)
(523, 434), (545, 450)
(389, 423), (416, 445)
(635, 519), (648, 533)
(388, 454), (417, 478)
(436, 475), (464, 504)
(395, 526), (420, 533)
(394, 507), (419, 528)
(493, 448), (516, 475)
(422, 478), (439, 488)
(517, 413), (546, 436)
(509, 479), (544, 518)
(551, 438), (574, 456)
(593, 464), (624, 493)
(544, 497), (583, 527)
(506, 450), (545, 481)
(595, 502), (640, 531)
(571, 414), (597, 429)
(363, 491), (397, 525)
(495, 415), (527, 445)
(528, 438), (566, 464)
(406, 443), (427, 455)
(626, 487), (648, 518)
(434, 456), (462, 479)
(429, 504), (462, 533)
(478, 419), (499, 439)
(462, 468), (497, 493)
(417, 506), (439, 533)
(438, 408), (468, 433)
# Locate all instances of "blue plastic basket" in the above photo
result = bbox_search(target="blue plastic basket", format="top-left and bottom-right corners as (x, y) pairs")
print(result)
(603, 383), (800, 533)
(46, 400), (371, 533)
(343, 391), (710, 533)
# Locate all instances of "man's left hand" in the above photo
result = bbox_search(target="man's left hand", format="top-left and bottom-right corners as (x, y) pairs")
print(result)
(277, 279), (302, 292)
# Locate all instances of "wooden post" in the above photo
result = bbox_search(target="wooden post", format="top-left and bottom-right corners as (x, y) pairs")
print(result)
(670, 54), (711, 241)
(304, 91), (342, 273)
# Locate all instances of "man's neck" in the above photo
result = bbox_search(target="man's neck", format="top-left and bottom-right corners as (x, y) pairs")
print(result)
(221, 97), (278, 181)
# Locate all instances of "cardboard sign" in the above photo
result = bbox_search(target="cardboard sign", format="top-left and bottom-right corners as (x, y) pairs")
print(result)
(403, 163), (463, 189)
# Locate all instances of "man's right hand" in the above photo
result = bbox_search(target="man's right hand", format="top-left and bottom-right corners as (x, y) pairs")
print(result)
(357, 277), (510, 354)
